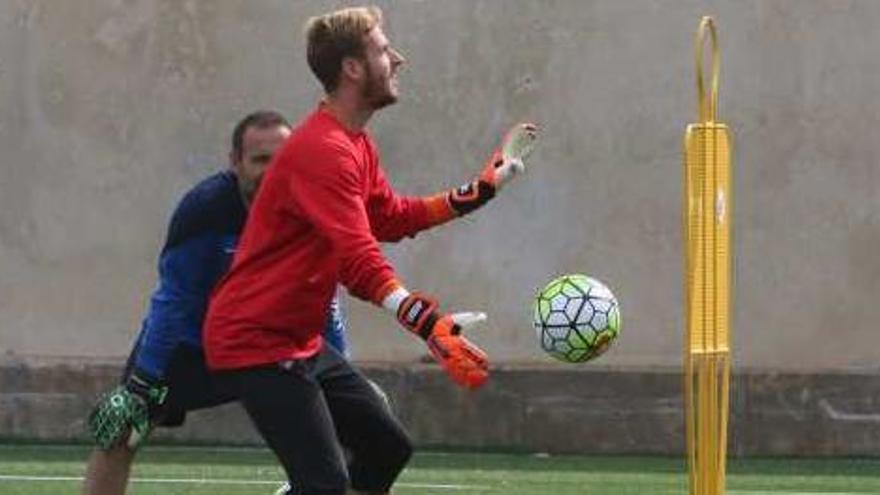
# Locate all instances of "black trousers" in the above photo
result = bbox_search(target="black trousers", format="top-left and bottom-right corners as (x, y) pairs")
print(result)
(215, 345), (412, 495)
(122, 344), (234, 428)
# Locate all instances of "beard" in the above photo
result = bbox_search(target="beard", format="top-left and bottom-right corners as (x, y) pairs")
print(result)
(362, 63), (398, 110)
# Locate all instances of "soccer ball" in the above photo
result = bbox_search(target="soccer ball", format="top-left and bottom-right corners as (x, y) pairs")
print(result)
(533, 274), (621, 363)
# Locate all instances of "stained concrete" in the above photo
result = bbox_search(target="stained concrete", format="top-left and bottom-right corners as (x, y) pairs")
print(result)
(3, 362), (879, 456)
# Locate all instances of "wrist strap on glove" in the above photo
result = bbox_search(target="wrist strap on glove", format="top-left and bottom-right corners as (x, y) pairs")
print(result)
(447, 177), (496, 216)
(126, 370), (169, 407)
(396, 292), (440, 339)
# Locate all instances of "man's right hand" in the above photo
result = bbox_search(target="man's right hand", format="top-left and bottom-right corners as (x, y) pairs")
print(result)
(396, 293), (490, 389)
(447, 122), (538, 216)
(87, 369), (168, 449)
(488, 122), (539, 191)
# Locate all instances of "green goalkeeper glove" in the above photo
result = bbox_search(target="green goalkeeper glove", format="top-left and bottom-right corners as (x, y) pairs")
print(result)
(448, 122), (539, 216)
(87, 369), (168, 450)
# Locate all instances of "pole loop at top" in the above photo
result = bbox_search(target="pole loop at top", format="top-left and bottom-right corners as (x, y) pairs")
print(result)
(695, 16), (720, 123)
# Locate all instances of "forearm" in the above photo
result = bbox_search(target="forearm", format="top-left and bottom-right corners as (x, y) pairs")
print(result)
(133, 330), (175, 380)
(132, 312), (196, 380)
(420, 193), (458, 228)
(399, 171), (506, 233)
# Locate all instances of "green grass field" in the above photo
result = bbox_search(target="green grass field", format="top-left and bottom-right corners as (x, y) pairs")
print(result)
(0, 444), (878, 494)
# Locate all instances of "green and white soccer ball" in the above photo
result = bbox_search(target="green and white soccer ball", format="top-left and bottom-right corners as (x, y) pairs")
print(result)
(533, 274), (621, 363)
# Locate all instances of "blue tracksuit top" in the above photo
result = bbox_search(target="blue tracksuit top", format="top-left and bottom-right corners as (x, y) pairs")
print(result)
(133, 170), (348, 379)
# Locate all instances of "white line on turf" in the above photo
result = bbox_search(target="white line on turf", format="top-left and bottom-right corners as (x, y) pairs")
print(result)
(0, 444), (460, 457)
(729, 492), (870, 495)
(1, 475), (875, 495)
(0, 474), (489, 491)
(0, 444), (271, 454)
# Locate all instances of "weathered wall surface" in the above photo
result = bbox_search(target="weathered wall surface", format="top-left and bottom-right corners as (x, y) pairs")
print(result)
(5, 363), (880, 456)
(2, 0), (880, 371)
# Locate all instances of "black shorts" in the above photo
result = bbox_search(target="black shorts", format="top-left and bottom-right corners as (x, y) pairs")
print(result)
(122, 344), (234, 428)
(215, 344), (412, 495)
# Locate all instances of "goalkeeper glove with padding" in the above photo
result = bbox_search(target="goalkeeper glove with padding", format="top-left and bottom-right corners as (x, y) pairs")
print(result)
(396, 292), (489, 389)
(448, 122), (539, 216)
(87, 368), (168, 450)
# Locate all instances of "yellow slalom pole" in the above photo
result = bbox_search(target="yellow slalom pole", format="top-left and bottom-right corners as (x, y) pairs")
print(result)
(683, 16), (733, 495)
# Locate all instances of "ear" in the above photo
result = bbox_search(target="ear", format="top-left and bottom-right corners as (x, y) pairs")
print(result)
(341, 56), (365, 83)
(229, 150), (242, 172)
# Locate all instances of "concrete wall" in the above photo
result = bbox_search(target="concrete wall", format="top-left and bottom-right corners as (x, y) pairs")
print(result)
(6, 362), (880, 456)
(2, 0), (880, 372)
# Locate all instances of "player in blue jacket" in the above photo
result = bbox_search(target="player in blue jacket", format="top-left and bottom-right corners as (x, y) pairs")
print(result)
(84, 110), (349, 494)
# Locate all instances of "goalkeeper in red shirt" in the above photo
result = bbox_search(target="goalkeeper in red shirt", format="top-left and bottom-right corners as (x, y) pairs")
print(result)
(203, 5), (537, 495)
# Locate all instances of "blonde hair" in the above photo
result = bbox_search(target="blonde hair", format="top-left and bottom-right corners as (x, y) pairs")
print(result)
(305, 6), (383, 93)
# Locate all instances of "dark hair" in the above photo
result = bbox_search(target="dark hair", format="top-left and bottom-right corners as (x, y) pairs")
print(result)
(231, 110), (291, 161)
(305, 6), (382, 93)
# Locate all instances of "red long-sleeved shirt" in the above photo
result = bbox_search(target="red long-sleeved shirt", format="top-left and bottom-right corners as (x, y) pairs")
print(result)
(204, 106), (447, 370)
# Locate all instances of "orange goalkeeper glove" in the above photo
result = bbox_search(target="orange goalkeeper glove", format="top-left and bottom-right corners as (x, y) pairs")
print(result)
(448, 122), (539, 216)
(396, 293), (489, 389)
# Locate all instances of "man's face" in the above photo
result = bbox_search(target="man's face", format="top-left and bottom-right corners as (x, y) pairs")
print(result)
(360, 26), (405, 110)
(232, 124), (291, 203)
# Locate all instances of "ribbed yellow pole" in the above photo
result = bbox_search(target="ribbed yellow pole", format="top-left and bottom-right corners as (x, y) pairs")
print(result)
(684, 16), (732, 495)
